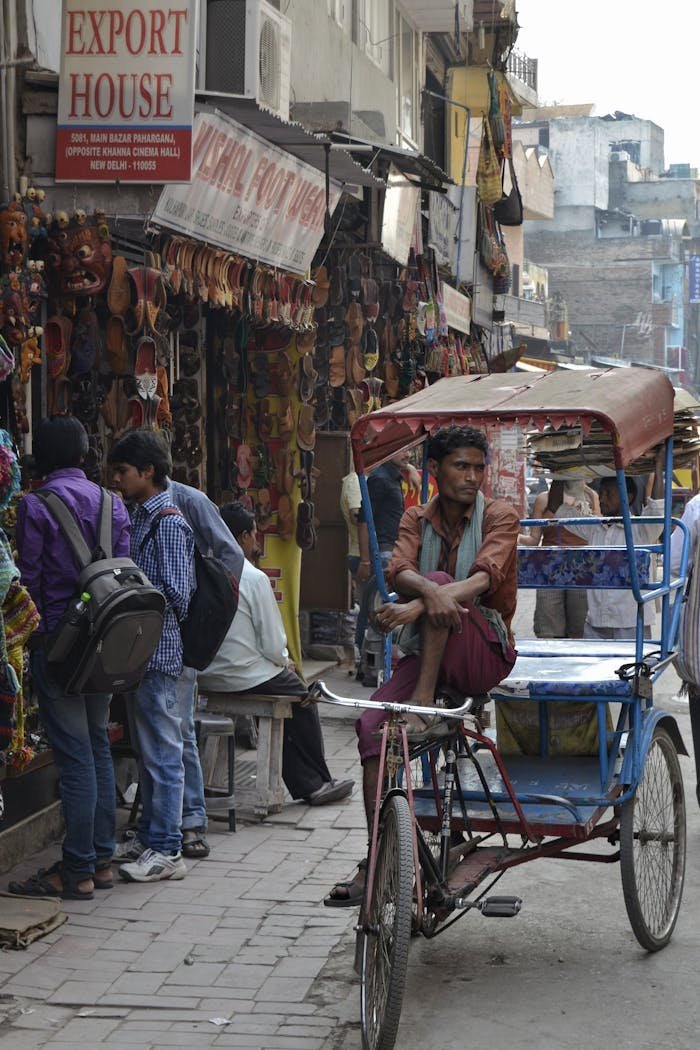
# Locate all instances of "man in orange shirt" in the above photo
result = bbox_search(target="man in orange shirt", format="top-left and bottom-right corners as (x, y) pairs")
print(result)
(326, 425), (519, 906)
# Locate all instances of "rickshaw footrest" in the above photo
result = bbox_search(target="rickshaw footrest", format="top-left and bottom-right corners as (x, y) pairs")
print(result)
(478, 896), (522, 917)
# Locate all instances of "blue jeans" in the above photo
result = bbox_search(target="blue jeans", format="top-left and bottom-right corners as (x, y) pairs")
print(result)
(131, 669), (184, 854)
(32, 650), (115, 880)
(174, 666), (207, 830)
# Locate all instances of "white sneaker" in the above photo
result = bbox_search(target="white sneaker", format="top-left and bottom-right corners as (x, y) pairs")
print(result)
(113, 833), (145, 863)
(118, 848), (187, 883)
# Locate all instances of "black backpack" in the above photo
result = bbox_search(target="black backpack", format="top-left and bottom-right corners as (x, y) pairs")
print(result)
(37, 488), (166, 695)
(141, 508), (239, 670)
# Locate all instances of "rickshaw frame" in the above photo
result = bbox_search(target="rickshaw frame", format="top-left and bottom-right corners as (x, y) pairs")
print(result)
(314, 367), (692, 1050)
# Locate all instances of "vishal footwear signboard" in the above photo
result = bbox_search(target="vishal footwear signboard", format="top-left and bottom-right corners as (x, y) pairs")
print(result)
(55, 0), (197, 182)
(151, 110), (343, 275)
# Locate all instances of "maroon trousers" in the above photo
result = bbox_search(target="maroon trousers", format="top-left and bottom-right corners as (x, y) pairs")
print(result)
(356, 572), (516, 761)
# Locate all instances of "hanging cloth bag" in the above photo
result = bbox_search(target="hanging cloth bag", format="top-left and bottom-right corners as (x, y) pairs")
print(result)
(494, 155), (524, 226)
(487, 70), (506, 152)
(477, 118), (504, 206)
(499, 80), (513, 159)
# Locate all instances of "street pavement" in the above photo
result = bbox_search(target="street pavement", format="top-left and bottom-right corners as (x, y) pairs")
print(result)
(1, 591), (699, 1049)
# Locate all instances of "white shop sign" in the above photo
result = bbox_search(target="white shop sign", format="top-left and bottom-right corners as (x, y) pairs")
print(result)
(56, 0), (197, 182)
(381, 165), (420, 266)
(441, 281), (472, 334)
(152, 110), (342, 274)
(428, 191), (457, 271)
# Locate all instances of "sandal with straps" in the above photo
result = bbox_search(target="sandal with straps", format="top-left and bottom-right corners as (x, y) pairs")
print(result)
(182, 826), (211, 859)
(324, 858), (367, 908)
(9, 859), (95, 901)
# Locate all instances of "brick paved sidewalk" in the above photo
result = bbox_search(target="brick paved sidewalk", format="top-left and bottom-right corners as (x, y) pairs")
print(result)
(0, 670), (369, 1050)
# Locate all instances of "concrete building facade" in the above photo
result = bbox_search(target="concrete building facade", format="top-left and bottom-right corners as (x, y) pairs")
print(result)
(515, 106), (695, 382)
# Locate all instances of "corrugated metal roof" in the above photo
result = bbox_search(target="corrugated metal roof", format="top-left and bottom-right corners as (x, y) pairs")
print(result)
(194, 95), (383, 189)
(330, 132), (453, 189)
(350, 368), (675, 471)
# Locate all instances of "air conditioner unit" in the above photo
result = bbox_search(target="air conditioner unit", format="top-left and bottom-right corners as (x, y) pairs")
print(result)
(203, 0), (292, 120)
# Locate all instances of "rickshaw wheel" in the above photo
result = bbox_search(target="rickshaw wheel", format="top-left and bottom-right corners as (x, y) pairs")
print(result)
(361, 794), (414, 1050)
(619, 726), (686, 952)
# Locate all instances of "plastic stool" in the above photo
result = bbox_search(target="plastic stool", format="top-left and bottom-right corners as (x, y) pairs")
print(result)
(194, 712), (236, 832)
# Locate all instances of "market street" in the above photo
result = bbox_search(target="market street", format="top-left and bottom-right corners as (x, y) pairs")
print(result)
(1, 596), (698, 1050)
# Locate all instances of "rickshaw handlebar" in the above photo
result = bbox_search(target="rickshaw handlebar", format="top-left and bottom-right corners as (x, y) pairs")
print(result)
(308, 680), (475, 720)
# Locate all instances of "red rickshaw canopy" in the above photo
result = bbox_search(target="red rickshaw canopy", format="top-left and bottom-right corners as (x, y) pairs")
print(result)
(350, 368), (675, 472)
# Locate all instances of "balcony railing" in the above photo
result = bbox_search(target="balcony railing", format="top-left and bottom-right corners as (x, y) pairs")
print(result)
(507, 50), (538, 92)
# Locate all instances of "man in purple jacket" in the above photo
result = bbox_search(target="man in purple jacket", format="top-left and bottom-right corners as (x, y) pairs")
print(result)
(10, 416), (130, 900)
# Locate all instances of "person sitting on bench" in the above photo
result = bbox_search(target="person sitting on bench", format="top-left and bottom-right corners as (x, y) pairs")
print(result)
(326, 424), (519, 906)
(198, 502), (353, 807)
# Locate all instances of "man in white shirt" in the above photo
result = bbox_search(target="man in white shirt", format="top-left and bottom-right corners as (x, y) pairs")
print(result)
(198, 503), (354, 806)
(555, 465), (664, 639)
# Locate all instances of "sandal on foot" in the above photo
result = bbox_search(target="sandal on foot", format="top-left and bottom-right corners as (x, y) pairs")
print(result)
(305, 778), (354, 806)
(182, 827), (211, 859)
(9, 860), (94, 901)
(94, 860), (114, 889)
(324, 858), (367, 909)
(404, 713), (452, 743)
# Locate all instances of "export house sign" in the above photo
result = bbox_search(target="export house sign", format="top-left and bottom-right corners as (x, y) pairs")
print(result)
(152, 110), (343, 275)
(55, 0), (197, 182)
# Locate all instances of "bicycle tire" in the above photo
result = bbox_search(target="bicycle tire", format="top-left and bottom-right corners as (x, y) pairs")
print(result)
(360, 793), (414, 1050)
(619, 725), (686, 951)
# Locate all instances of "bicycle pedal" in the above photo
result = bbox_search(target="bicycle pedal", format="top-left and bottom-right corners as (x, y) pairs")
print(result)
(478, 896), (522, 917)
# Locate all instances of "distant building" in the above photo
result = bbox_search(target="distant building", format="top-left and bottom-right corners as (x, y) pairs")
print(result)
(515, 107), (698, 386)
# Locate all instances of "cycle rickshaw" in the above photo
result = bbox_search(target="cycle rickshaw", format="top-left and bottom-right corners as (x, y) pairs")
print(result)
(312, 367), (692, 1050)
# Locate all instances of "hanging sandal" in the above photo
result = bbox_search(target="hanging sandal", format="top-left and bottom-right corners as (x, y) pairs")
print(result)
(256, 488), (273, 530)
(277, 494), (294, 541)
(296, 499), (317, 550)
(106, 315), (130, 375)
(45, 315), (72, 379)
(296, 403), (316, 451)
(182, 826), (211, 859)
(299, 353), (318, 402)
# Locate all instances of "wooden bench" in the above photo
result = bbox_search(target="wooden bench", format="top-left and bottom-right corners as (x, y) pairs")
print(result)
(201, 693), (299, 818)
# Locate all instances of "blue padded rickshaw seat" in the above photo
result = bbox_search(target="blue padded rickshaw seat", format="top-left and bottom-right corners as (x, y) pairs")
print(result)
(492, 641), (658, 700)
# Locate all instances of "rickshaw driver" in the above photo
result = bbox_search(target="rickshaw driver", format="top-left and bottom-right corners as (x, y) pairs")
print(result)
(326, 424), (520, 907)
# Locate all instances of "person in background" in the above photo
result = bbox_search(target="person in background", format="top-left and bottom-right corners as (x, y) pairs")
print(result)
(108, 431), (195, 883)
(163, 471), (244, 860)
(554, 456), (664, 640)
(10, 417), (130, 900)
(199, 502), (354, 807)
(519, 479), (600, 638)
